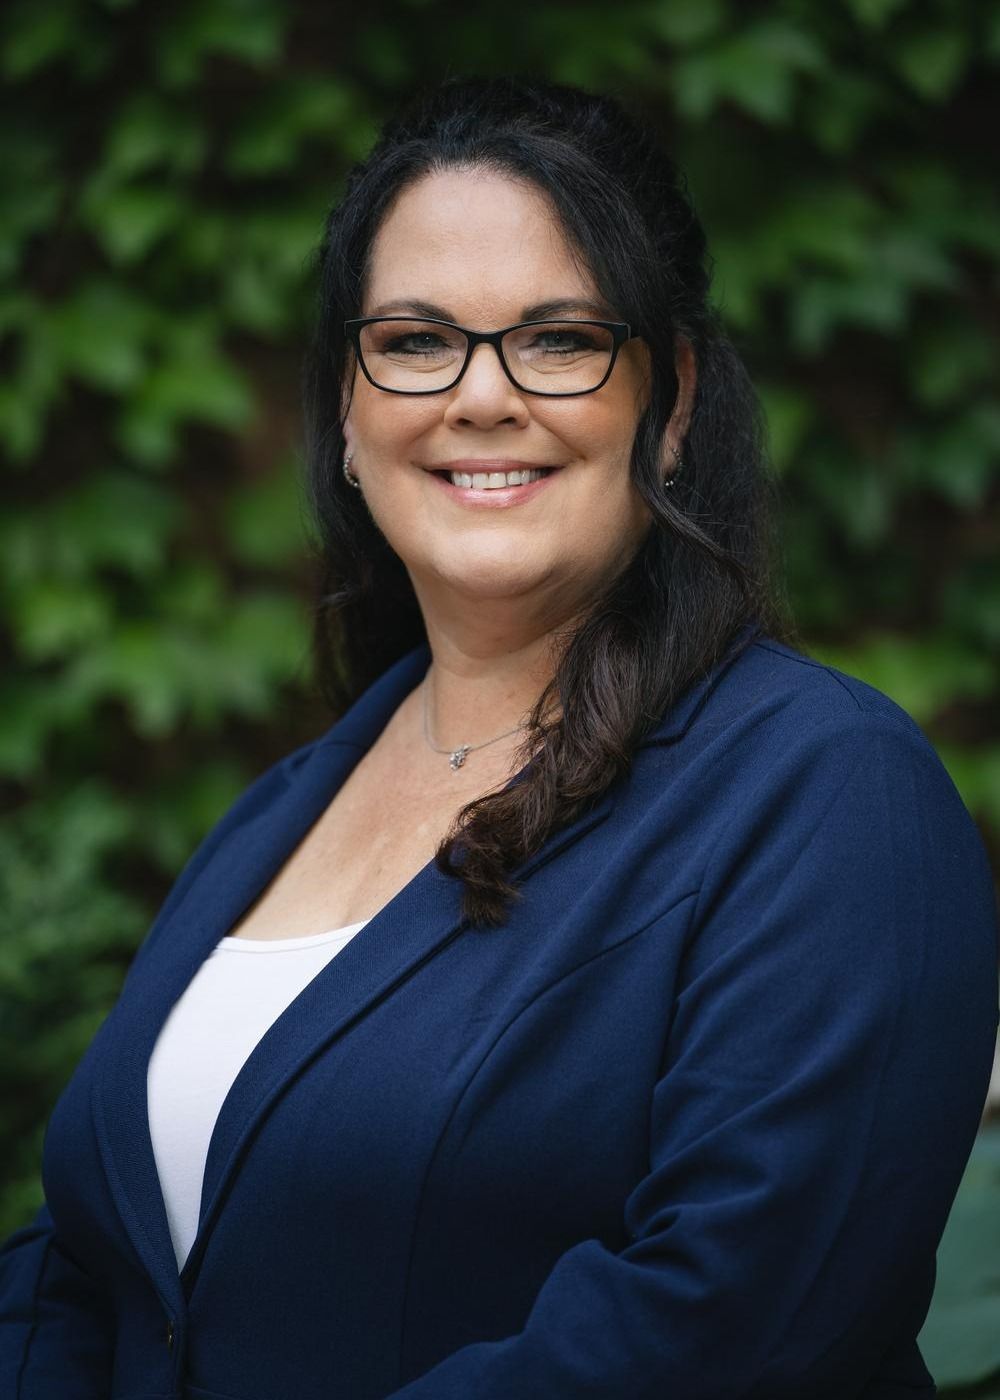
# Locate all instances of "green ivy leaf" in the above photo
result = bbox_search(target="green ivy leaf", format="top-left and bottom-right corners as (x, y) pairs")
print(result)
(806, 446), (896, 547)
(103, 93), (207, 180)
(225, 464), (309, 569)
(237, 196), (329, 284)
(156, 0), (286, 88)
(904, 405), (1000, 510)
(844, 0), (911, 29)
(46, 281), (154, 392)
(674, 21), (826, 124)
(909, 320), (998, 410)
(141, 759), (249, 873)
(0, 127), (62, 279)
(55, 473), (181, 579)
(648, 0), (727, 47)
(789, 273), (908, 353)
(759, 184), (878, 274)
(80, 181), (186, 265)
(892, 27), (969, 101)
(0, 0), (81, 81)
(114, 400), (177, 468)
(0, 475), (179, 590)
(212, 590), (311, 701)
(63, 623), (191, 737)
(116, 322), (254, 462)
(154, 561), (227, 626)
(140, 349), (253, 428)
(800, 71), (886, 154)
(0, 330), (62, 463)
(354, 22), (414, 85)
(758, 383), (815, 475)
(7, 577), (113, 661)
(225, 77), (355, 176)
(0, 677), (68, 778)
(222, 257), (292, 335)
(170, 206), (229, 272)
(871, 229), (958, 294)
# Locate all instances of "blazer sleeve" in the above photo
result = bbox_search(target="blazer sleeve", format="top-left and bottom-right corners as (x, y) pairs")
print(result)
(386, 712), (1000, 1399)
(0, 1205), (113, 1398)
(0, 737), (326, 1396)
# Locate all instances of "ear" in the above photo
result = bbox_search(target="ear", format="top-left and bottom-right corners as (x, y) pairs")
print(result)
(665, 334), (697, 463)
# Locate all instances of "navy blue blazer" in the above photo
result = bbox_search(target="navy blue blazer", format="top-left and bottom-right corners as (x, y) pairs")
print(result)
(2, 630), (997, 1400)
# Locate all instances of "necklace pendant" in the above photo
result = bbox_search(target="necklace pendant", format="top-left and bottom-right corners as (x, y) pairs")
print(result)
(449, 745), (470, 771)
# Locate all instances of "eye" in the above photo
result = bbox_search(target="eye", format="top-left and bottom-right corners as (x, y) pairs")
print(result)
(531, 328), (599, 353)
(365, 320), (466, 364)
(510, 323), (610, 361)
(383, 331), (449, 356)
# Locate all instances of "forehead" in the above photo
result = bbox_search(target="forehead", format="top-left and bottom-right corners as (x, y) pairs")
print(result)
(364, 168), (600, 321)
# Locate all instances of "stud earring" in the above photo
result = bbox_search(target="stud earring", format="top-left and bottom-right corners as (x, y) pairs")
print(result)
(343, 452), (361, 489)
(665, 441), (684, 488)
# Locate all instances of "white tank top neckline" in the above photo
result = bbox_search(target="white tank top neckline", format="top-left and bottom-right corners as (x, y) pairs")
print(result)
(217, 922), (369, 952)
(147, 917), (371, 1270)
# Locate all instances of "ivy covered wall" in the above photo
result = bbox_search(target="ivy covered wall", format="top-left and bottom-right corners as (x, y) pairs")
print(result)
(1, 0), (998, 1387)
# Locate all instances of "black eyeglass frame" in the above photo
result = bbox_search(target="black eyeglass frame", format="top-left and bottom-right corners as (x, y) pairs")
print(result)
(343, 316), (635, 397)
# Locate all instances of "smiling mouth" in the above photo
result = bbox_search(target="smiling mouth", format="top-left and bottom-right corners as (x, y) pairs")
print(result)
(433, 467), (557, 490)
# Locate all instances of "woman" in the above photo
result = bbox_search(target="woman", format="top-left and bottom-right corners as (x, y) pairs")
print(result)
(1, 76), (997, 1400)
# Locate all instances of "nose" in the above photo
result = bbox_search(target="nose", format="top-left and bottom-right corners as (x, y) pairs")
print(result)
(443, 341), (530, 430)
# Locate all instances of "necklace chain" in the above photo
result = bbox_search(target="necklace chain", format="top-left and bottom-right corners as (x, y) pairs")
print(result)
(421, 677), (528, 771)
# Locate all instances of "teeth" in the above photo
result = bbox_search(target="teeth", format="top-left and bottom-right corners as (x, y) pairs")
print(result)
(448, 468), (547, 489)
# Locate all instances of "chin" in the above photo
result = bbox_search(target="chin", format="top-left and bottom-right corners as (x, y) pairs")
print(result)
(417, 549), (552, 602)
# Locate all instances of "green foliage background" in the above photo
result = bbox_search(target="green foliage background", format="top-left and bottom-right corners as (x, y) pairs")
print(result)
(1, 0), (998, 1388)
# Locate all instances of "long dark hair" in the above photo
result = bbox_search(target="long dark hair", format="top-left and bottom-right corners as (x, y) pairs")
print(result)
(301, 75), (795, 927)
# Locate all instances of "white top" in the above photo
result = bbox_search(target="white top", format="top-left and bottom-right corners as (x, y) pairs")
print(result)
(146, 921), (369, 1270)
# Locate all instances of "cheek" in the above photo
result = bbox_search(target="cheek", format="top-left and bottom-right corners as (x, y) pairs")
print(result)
(350, 389), (436, 454)
(541, 390), (642, 458)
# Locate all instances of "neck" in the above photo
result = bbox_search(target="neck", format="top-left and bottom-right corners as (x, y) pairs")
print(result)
(420, 626), (562, 754)
(404, 573), (589, 763)
(411, 582), (577, 756)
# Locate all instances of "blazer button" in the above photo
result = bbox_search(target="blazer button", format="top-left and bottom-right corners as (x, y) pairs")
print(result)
(166, 1320), (175, 1350)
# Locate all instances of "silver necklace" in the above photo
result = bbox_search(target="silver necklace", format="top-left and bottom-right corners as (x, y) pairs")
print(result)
(421, 678), (529, 772)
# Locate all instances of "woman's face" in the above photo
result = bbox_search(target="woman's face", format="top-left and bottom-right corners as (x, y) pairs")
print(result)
(342, 168), (656, 626)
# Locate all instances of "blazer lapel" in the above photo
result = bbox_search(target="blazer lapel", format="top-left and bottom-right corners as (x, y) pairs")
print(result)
(91, 645), (433, 1309)
(92, 642), (616, 1306)
(187, 777), (615, 1290)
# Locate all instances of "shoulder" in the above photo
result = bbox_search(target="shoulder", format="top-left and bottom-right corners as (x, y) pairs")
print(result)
(656, 631), (944, 770)
(631, 630), (983, 872)
(628, 633), (996, 1010)
(710, 633), (928, 738)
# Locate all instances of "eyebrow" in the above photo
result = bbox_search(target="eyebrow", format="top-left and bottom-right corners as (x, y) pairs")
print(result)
(366, 297), (618, 323)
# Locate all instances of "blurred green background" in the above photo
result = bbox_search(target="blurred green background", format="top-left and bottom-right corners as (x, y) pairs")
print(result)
(1, 0), (998, 1389)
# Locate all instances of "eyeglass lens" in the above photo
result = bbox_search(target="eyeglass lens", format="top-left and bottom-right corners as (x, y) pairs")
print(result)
(357, 320), (616, 393)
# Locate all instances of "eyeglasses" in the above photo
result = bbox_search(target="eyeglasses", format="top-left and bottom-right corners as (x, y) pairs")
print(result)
(343, 316), (635, 397)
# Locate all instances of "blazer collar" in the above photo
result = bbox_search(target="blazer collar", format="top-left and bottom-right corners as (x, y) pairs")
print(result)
(637, 621), (763, 745)
(92, 639), (615, 1314)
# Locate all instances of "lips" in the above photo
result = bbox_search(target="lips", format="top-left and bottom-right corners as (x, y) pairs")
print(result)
(427, 462), (561, 506)
(434, 467), (555, 489)
(431, 461), (561, 476)
(425, 462), (551, 490)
